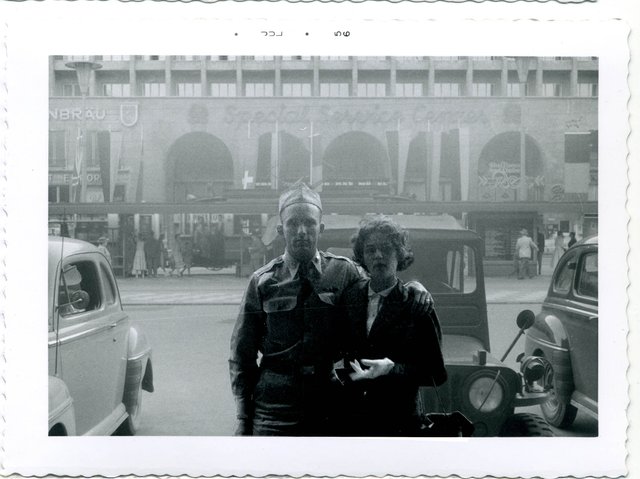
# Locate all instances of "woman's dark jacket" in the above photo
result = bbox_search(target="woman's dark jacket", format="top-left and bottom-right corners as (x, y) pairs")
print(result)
(338, 278), (447, 436)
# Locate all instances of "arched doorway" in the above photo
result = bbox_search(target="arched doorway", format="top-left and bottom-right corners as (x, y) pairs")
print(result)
(167, 132), (234, 201)
(255, 131), (311, 188)
(478, 131), (543, 202)
(322, 132), (388, 189)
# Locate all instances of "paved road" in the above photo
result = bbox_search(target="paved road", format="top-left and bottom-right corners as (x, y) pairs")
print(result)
(129, 301), (597, 437)
(118, 268), (553, 306)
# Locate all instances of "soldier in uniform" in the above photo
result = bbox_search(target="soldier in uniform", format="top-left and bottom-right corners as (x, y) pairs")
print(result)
(229, 182), (433, 436)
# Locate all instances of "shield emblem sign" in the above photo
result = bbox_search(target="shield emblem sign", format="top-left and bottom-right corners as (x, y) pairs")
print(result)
(120, 103), (139, 127)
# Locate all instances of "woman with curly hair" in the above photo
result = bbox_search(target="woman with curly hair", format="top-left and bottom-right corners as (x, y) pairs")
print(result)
(336, 215), (447, 436)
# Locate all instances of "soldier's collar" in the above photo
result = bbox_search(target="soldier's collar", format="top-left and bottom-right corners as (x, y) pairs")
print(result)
(283, 250), (322, 279)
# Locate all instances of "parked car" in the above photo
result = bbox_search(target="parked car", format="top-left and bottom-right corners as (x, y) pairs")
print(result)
(48, 236), (154, 435)
(519, 236), (598, 428)
(318, 214), (553, 436)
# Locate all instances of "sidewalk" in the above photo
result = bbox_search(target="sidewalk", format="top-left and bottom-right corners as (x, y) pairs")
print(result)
(118, 266), (552, 306)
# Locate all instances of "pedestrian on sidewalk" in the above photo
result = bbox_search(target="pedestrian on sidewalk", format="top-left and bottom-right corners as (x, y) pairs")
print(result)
(159, 233), (169, 276)
(248, 229), (266, 273)
(536, 231), (545, 275)
(145, 231), (162, 278)
(97, 236), (112, 265)
(515, 228), (538, 280)
(131, 232), (147, 278)
(181, 236), (193, 276)
(170, 233), (185, 277)
(567, 231), (577, 248)
(551, 231), (566, 270)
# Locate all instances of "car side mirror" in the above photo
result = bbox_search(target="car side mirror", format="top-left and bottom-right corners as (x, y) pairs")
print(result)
(516, 309), (536, 330)
(70, 290), (90, 310)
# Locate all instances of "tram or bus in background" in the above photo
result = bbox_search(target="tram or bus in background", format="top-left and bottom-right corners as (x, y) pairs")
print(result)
(50, 212), (272, 278)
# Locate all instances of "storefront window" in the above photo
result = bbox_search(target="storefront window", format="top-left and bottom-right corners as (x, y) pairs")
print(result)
(102, 83), (131, 97)
(577, 82), (598, 97)
(396, 83), (423, 97)
(320, 83), (349, 97)
(61, 83), (81, 97)
(472, 83), (496, 97)
(176, 82), (202, 97)
(245, 83), (274, 97)
(357, 83), (386, 97)
(49, 130), (67, 167)
(210, 83), (237, 97)
(434, 83), (461, 97)
(143, 82), (166, 97)
(542, 83), (564, 97)
(282, 83), (312, 97)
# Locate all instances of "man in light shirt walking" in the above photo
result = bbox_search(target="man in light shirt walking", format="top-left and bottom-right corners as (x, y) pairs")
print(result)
(515, 228), (538, 280)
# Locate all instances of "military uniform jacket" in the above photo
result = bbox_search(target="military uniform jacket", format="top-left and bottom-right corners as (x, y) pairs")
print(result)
(229, 251), (360, 419)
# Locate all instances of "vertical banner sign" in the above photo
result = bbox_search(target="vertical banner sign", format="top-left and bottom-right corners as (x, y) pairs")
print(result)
(459, 126), (470, 201)
(109, 131), (124, 202)
(311, 132), (323, 192)
(271, 122), (280, 190)
(564, 132), (591, 193)
(440, 129), (461, 201)
(385, 130), (399, 194)
(98, 130), (111, 202)
(430, 131), (442, 201)
(256, 134), (272, 187)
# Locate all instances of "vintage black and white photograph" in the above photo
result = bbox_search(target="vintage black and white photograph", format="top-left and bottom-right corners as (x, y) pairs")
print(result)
(1, 12), (631, 478)
(46, 54), (600, 439)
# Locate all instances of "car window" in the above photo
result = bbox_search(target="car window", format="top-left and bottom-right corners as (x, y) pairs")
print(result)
(100, 263), (117, 304)
(58, 260), (102, 317)
(402, 243), (477, 294)
(576, 252), (598, 299)
(552, 251), (578, 295)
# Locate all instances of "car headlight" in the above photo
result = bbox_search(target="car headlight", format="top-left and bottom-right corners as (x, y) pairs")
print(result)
(520, 355), (552, 393)
(467, 374), (505, 413)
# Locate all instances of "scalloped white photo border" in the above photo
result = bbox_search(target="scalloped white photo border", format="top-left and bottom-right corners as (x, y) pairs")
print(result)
(0, 9), (631, 478)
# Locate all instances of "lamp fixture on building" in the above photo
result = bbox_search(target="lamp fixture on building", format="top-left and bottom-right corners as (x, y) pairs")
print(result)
(65, 58), (102, 203)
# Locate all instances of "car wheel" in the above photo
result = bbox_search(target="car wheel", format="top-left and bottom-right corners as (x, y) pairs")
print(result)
(541, 367), (578, 428)
(499, 413), (554, 437)
(115, 380), (143, 436)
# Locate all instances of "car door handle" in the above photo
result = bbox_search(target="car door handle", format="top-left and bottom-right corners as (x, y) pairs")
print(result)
(109, 322), (118, 329)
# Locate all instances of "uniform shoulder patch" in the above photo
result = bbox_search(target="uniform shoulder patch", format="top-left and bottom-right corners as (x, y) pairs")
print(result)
(253, 256), (283, 277)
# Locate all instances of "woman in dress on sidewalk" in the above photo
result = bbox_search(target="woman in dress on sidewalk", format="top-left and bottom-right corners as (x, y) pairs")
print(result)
(131, 232), (147, 278)
(170, 233), (185, 277)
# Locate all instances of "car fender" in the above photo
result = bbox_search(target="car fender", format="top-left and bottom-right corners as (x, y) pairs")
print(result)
(49, 376), (76, 435)
(123, 325), (154, 414)
(527, 312), (571, 351)
(525, 313), (574, 402)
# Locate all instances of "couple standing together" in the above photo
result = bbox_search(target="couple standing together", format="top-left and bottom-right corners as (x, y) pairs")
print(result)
(229, 183), (447, 437)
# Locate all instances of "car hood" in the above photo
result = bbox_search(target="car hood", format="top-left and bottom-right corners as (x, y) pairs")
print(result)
(442, 334), (487, 364)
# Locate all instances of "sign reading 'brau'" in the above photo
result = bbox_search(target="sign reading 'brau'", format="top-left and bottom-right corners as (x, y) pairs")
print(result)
(50, 108), (107, 121)
(223, 104), (490, 127)
(49, 103), (139, 127)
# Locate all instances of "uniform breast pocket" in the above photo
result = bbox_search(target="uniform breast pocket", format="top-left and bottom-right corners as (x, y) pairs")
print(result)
(263, 296), (299, 347)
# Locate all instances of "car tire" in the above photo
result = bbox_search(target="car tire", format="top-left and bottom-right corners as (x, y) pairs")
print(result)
(499, 413), (554, 437)
(115, 380), (143, 436)
(541, 367), (578, 428)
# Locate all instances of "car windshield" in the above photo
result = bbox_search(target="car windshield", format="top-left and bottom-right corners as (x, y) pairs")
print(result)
(321, 230), (478, 295)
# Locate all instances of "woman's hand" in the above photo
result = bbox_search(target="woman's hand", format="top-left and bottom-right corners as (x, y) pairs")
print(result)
(349, 358), (395, 381)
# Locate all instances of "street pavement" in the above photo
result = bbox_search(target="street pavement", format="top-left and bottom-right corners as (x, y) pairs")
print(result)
(118, 262), (555, 306)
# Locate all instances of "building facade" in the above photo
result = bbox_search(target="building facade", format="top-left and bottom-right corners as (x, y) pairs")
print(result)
(49, 56), (598, 273)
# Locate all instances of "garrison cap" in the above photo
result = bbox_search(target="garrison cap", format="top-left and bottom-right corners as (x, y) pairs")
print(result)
(278, 182), (322, 214)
